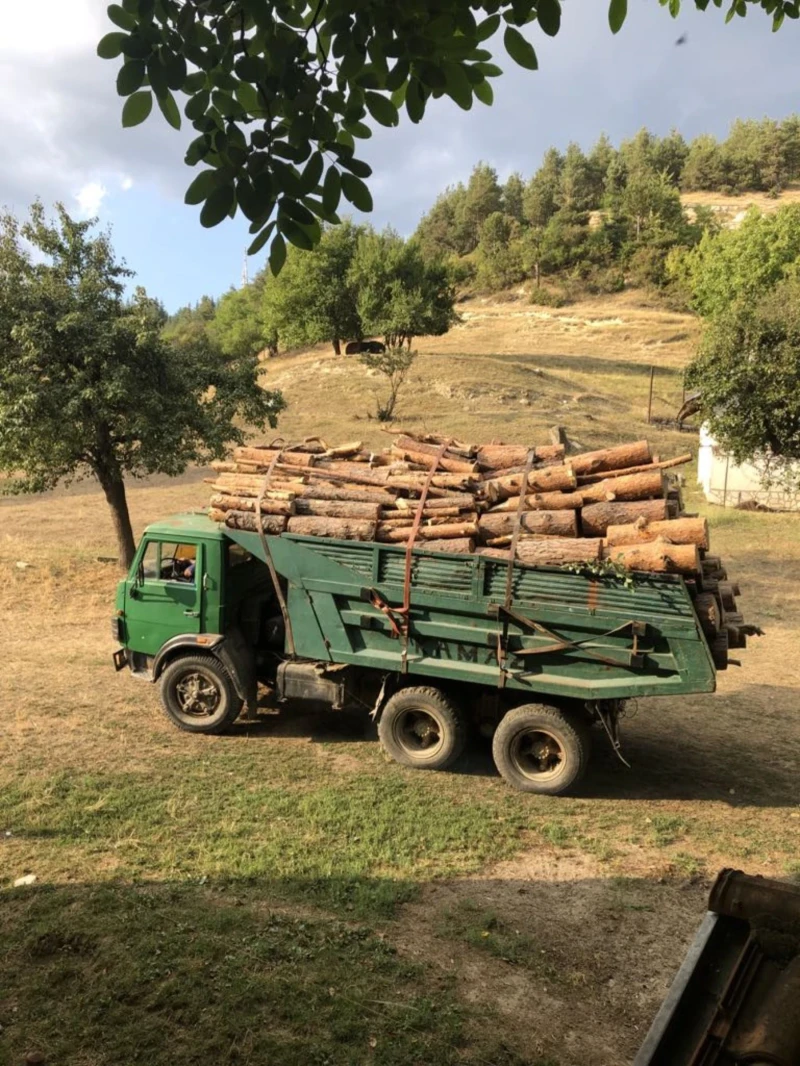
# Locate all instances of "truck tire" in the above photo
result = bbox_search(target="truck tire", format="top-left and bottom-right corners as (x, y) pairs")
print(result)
(159, 655), (243, 734)
(378, 687), (465, 771)
(492, 703), (590, 795)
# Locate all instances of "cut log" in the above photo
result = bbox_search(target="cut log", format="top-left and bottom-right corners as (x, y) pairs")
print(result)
(320, 441), (364, 459)
(393, 492), (475, 510)
(570, 440), (652, 476)
(516, 538), (604, 566)
(209, 494), (294, 516)
(482, 465), (577, 500)
(478, 510), (578, 541)
(293, 498), (381, 520)
(605, 517), (709, 550)
(299, 483), (397, 506)
(287, 516), (377, 540)
(476, 442), (566, 470)
(419, 537), (475, 554)
(234, 446), (315, 468)
(387, 473), (477, 492)
(219, 510), (288, 534)
(312, 461), (391, 482)
(393, 437), (479, 474)
(380, 506), (464, 521)
(474, 546), (511, 560)
(578, 470), (666, 504)
(377, 521), (479, 543)
(604, 541), (700, 575)
(207, 481), (298, 501)
(693, 593), (720, 638)
(489, 491), (584, 513)
(576, 453), (691, 484)
(580, 499), (669, 537)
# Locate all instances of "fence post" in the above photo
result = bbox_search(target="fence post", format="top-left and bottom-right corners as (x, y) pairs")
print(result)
(647, 366), (655, 424)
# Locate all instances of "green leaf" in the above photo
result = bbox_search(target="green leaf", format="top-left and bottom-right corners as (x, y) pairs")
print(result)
(322, 166), (341, 213)
(473, 78), (494, 106)
(185, 90), (210, 121)
(247, 221), (276, 257)
(338, 155), (372, 179)
(164, 52), (187, 92)
(235, 81), (261, 112)
(278, 215), (315, 250)
(504, 26), (538, 69)
(116, 60), (145, 96)
(200, 184), (235, 227)
(121, 90), (153, 127)
(97, 32), (126, 59)
(385, 59), (410, 92)
(157, 89), (182, 130)
(278, 197), (317, 226)
(107, 4), (136, 30)
(475, 62), (503, 77)
(184, 169), (221, 205)
(299, 151), (324, 195)
(405, 77), (425, 123)
(443, 63), (473, 109)
(608, 0), (628, 33)
(475, 13), (501, 40)
(341, 172), (373, 212)
(269, 232), (286, 275)
(537, 0), (562, 36)
(365, 91), (399, 127)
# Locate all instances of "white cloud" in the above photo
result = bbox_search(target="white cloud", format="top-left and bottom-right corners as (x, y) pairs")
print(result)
(75, 180), (108, 216)
(120, 175), (134, 191)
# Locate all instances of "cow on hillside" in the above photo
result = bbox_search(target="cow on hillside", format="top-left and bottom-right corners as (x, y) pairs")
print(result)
(344, 339), (386, 355)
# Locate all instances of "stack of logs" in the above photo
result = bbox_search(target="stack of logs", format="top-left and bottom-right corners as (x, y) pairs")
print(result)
(206, 431), (756, 669)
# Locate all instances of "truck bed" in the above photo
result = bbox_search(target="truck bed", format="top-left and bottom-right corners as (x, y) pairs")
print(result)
(227, 531), (716, 701)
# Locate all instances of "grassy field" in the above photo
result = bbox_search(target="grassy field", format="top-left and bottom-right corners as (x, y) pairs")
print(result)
(2, 288), (799, 1066)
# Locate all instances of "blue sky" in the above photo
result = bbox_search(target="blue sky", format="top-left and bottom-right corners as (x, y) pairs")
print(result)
(1, 0), (798, 312)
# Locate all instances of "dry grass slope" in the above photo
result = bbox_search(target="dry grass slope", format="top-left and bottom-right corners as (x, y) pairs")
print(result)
(1, 288), (799, 1066)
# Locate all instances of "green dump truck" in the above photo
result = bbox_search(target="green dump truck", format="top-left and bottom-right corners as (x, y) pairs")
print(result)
(112, 512), (722, 795)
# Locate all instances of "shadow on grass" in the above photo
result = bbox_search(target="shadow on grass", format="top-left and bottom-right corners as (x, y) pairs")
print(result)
(225, 699), (798, 808)
(0, 871), (701, 1066)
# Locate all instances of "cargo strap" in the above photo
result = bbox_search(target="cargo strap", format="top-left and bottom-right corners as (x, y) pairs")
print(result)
(496, 448), (538, 685)
(256, 447), (296, 657)
(496, 605), (647, 670)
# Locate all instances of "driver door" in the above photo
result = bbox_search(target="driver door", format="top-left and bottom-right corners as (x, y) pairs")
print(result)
(124, 539), (204, 656)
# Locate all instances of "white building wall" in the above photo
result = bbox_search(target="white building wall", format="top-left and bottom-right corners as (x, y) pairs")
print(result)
(697, 423), (800, 511)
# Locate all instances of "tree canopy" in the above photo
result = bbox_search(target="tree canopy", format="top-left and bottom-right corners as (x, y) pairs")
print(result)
(98, 0), (796, 270)
(0, 203), (285, 567)
(686, 277), (800, 485)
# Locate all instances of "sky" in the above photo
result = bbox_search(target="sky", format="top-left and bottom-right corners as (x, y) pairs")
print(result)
(1, 1), (798, 312)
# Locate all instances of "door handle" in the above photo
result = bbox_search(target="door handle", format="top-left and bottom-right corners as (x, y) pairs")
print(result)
(184, 610), (200, 618)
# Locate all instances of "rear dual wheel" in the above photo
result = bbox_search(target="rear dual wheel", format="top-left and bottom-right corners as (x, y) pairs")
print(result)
(492, 703), (590, 796)
(378, 687), (466, 771)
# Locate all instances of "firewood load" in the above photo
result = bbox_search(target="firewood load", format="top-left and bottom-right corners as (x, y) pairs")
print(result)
(205, 433), (757, 670)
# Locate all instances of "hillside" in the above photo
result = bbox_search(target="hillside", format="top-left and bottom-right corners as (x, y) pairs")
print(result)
(681, 182), (800, 227)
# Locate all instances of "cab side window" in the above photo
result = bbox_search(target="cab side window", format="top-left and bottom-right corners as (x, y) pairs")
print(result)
(138, 541), (197, 584)
(141, 541), (159, 579)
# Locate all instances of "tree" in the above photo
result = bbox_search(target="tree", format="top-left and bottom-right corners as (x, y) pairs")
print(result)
(414, 185), (468, 259)
(502, 172), (526, 223)
(455, 162), (504, 252)
(621, 166), (684, 241)
(587, 133), (617, 205)
(557, 143), (596, 214)
(475, 211), (525, 291)
(163, 295), (216, 348)
(210, 274), (277, 357)
(98, 0), (789, 268)
(523, 148), (563, 228)
(0, 203), (285, 568)
(261, 221), (362, 352)
(682, 134), (727, 191)
(685, 277), (800, 487)
(349, 229), (457, 349)
(667, 204), (800, 317)
(358, 347), (417, 422)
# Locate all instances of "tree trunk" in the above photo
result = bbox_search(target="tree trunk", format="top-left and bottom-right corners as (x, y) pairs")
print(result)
(333, 338), (341, 355)
(287, 515), (377, 540)
(97, 468), (136, 570)
(605, 516), (709, 549)
(478, 509), (578, 541)
(577, 470), (666, 504)
(489, 491), (584, 513)
(605, 541), (700, 575)
(293, 498), (382, 520)
(569, 441), (652, 476)
(482, 465), (577, 500)
(580, 498), (670, 537)
(516, 538), (603, 566)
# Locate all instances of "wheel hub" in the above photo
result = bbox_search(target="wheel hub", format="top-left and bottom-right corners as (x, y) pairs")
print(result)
(175, 672), (220, 718)
(396, 710), (442, 753)
(512, 729), (565, 778)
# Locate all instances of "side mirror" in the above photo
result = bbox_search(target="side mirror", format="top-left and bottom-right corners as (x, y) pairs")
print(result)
(135, 563), (144, 587)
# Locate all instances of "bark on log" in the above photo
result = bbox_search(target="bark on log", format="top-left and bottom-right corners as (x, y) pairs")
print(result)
(577, 470), (666, 504)
(219, 510), (288, 534)
(393, 436), (479, 473)
(312, 461), (391, 482)
(392, 491), (475, 510)
(286, 516), (377, 540)
(478, 510), (578, 541)
(209, 494), (294, 516)
(580, 498), (669, 537)
(299, 483), (397, 506)
(516, 538), (603, 566)
(377, 521), (479, 543)
(570, 440), (652, 476)
(489, 491), (584, 513)
(207, 481), (298, 501)
(380, 506), (464, 520)
(234, 446), (315, 468)
(604, 541), (700, 575)
(605, 516), (709, 550)
(482, 465), (577, 500)
(474, 546), (511, 560)
(693, 593), (719, 638)
(576, 453), (691, 484)
(418, 537), (475, 554)
(293, 498), (382, 520)
(476, 443), (565, 469)
(387, 473), (476, 492)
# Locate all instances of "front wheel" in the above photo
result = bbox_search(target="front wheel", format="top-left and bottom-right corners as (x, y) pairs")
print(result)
(378, 687), (465, 771)
(159, 655), (243, 734)
(492, 703), (590, 795)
